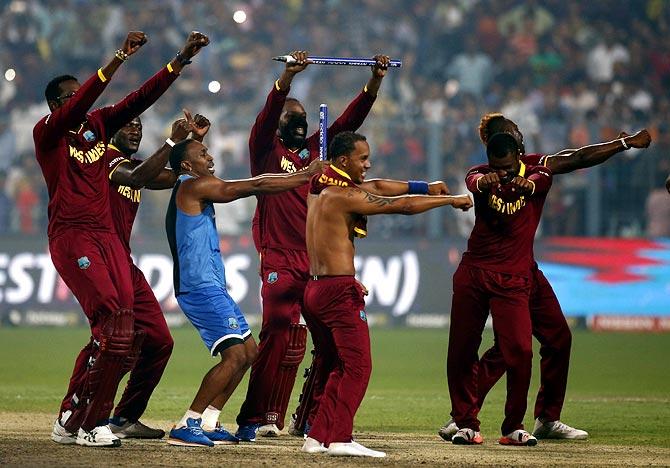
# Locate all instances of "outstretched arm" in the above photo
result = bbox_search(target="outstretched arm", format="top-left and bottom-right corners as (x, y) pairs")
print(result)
(328, 187), (472, 216)
(360, 179), (450, 196)
(190, 158), (327, 204)
(544, 129), (651, 175)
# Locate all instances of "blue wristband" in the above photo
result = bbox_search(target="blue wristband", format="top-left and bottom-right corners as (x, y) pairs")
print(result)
(408, 180), (429, 195)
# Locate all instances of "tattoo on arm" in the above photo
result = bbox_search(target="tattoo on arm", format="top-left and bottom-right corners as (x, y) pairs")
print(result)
(361, 190), (395, 206)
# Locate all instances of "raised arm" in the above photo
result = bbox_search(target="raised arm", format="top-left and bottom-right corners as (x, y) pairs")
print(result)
(249, 51), (308, 164)
(328, 186), (472, 216)
(324, 55), (388, 139)
(101, 31), (209, 136)
(34, 32), (147, 148)
(544, 129), (651, 175)
(111, 116), (192, 189)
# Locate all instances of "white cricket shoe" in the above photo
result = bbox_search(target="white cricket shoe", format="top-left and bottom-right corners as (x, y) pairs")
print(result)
(438, 418), (459, 441)
(499, 429), (537, 446)
(257, 423), (281, 437)
(109, 418), (165, 439)
(301, 437), (327, 454)
(327, 441), (386, 458)
(76, 425), (121, 447)
(51, 418), (76, 444)
(288, 414), (304, 438)
(532, 418), (588, 440)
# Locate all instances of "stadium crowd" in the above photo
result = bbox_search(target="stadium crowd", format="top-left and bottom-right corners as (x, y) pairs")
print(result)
(1, 0), (668, 239)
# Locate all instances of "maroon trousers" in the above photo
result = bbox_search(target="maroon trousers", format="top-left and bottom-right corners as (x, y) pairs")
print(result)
(447, 263), (533, 435)
(303, 276), (371, 445)
(237, 248), (309, 427)
(477, 266), (571, 422)
(59, 261), (173, 422)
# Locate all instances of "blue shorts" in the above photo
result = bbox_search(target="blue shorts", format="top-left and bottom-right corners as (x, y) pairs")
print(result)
(177, 286), (251, 356)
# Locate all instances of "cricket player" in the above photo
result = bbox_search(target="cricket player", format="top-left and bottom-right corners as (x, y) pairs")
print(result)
(164, 139), (325, 447)
(237, 50), (391, 440)
(440, 114), (651, 441)
(301, 131), (472, 457)
(447, 132), (553, 446)
(40, 31), (209, 447)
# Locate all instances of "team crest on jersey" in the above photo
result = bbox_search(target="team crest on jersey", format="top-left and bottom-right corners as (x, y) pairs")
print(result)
(83, 130), (96, 142)
(77, 256), (91, 269)
(228, 317), (239, 330)
(267, 271), (278, 284)
(359, 310), (367, 322)
(298, 148), (310, 160)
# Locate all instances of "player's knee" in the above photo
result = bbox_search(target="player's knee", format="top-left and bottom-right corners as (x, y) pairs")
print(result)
(505, 343), (533, 368)
(222, 343), (248, 371)
(346, 354), (372, 380)
(245, 341), (259, 368)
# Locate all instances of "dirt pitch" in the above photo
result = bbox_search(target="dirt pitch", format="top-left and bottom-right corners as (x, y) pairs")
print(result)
(1, 412), (668, 467)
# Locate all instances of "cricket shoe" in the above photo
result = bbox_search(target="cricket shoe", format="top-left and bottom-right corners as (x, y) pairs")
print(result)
(167, 418), (214, 447)
(327, 441), (386, 458)
(202, 423), (239, 445)
(301, 437), (327, 454)
(499, 429), (537, 446)
(235, 423), (261, 442)
(452, 428), (483, 445)
(438, 418), (459, 441)
(532, 418), (588, 440)
(109, 417), (165, 439)
(76, 425), (121, 447)
(288, 415), (303, 438)
(51, 418), (76, 445)
(257, 423), (281, 437)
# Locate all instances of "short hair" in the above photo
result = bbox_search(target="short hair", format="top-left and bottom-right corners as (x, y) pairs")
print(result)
(169, 138), (195, 174)
(328, 131), (367, 161)
(486, 133), (519, 159)
(44, 75), (77, 102)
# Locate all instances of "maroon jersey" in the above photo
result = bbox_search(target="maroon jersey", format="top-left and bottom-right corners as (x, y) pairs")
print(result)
(460, 161), (553, 277)
(33, 67), (177, 240)
(521, 153), (548, 167)
(106, 145), (141, 255)
(309, 164), (367, 238)
(250, 83), (376, 251)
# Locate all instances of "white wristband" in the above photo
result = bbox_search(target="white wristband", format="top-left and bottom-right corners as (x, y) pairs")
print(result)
(619, 138), (629, 150)
(166, 138), (176, 147)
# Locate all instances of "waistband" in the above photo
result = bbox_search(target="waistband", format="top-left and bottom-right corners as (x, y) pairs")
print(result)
(310, 274), (355, 281)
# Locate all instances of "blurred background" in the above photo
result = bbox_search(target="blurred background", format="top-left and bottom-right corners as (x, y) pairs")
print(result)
(0, 0), (668, 328)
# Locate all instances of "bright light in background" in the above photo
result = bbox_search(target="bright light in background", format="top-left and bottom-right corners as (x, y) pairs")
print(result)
(5, 69), (16, 82)
(444, 79), (459, 98)
(208, 80), (221, 93)
(233, 10), (247, 23)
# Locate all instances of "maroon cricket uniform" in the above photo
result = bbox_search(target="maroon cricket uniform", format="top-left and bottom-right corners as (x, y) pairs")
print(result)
(448, 161), (552, 436)
(237, 82), (376, 429)
(35, 65), (179, 429)
(476, 153), (571, 423)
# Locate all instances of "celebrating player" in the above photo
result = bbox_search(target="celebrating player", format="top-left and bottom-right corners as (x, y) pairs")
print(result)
(448, 132), (553, 447)
(39, 30), (209, 448)
(301, 131), (471, 457)
(439, 114), (651, 442)
(164, 139), (326, 447)
(236, 50), (390, 440)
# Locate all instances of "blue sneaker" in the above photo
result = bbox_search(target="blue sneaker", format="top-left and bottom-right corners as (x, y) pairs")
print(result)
(235, 423), (260, 442)
(203, 423), (239, 445)
(167, 418), (214, 447)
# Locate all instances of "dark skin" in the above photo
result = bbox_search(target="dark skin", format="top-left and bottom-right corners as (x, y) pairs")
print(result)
(111, 111), (210, 189)
(666, 175), (670, 195)
(172, 140), (326, 414)
(477, 151), (535, 193)
(276, 50), (391, 151)
(47, 30), (210, 116)
(486, 118), (652, 175)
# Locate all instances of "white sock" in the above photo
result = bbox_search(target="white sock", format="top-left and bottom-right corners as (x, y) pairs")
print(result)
(178, 409), (202, 428)
(201, 405), (221, 429)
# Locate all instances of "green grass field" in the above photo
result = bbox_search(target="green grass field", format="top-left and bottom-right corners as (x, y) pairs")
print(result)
(1, 327), (668, 449)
